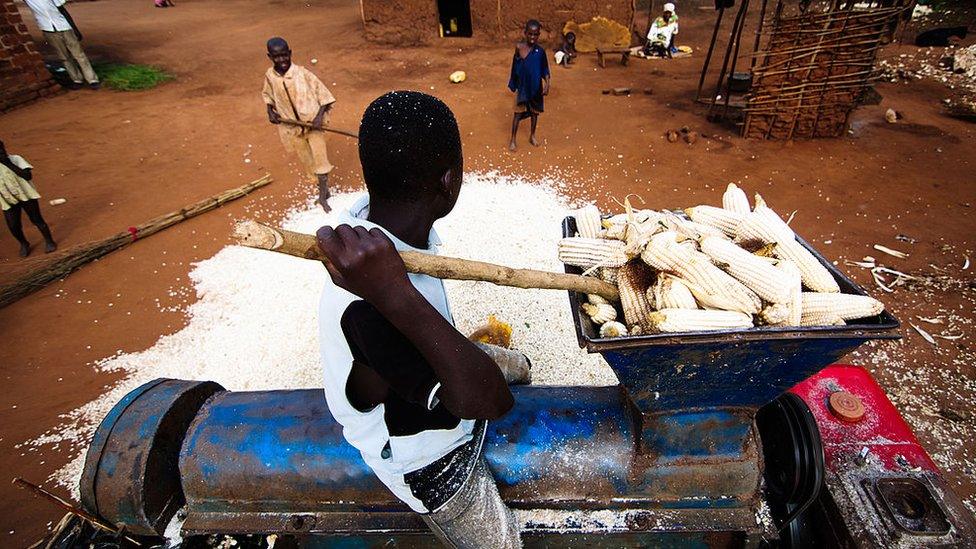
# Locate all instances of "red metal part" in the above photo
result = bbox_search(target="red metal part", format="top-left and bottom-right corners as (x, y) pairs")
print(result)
(790, 364), (938, 473)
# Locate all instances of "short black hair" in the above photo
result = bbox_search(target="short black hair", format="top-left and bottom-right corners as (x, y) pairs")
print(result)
(267, 36), (289, 52)
(358, 91), (462, 204)
(525, 19), (541, 31)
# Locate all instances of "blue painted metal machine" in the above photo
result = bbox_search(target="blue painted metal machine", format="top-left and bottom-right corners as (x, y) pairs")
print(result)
(77, 220), (923, 547)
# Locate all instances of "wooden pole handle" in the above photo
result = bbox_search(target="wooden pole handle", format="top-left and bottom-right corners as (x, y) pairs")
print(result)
(278, 118), (359, 139)
(234, 221), (620, 302)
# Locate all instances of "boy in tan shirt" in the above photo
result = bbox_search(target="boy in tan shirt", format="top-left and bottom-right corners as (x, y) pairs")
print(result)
(262, 37), (336, 211)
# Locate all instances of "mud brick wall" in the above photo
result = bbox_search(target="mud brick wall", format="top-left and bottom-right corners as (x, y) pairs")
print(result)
(361, 0), (635, 45)
(1, 0), (61, 113)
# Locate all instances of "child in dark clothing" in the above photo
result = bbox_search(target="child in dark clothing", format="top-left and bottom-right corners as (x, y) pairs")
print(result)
(508, 19), (550, 151)
(554, 31), (577, 67)
(0, 140), (56, 257)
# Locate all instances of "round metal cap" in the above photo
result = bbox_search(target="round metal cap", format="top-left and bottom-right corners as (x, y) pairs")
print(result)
(829, 391), (865, 423)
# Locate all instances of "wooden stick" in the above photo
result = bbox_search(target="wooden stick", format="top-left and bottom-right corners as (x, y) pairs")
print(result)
(233, 221), (620, 302)
(0, 175), (272, 309)
(279, 118), (360, 139)
(12, 478), (143, 546)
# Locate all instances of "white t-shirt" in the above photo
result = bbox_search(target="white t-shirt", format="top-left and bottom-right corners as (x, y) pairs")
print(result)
(317, 195), (476, 513)
(24, 0), (72, 33)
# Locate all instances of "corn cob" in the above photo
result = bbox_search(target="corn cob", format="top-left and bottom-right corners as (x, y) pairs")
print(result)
(801, 292), (884, 321)
(641, 232), (762, 314)
(800, 312), (847, 326)
(759, 303), (791, 325)
(733, 199), (839, 293)
(581, 302), (618, 324)
(723, 183), (751, 214)
(587, 294), (610, 305)
(775, 239), (839, 293)
(699, 236), (793, 304)
(649, 274), (698, 310)
(684, 205), (745, 237)
(572, 205), (604, 239)
(755, 194), (795, 234)
(604, 210), (666, 242)
(558, 237), (629, 269)
(599, 266), (619, 284)
(648, 308), (754, 332)
(660, 211), (726, 241)
(617, 261), (656, 331)
(599, 320), (629, 338)
(775, 260), (802, 326)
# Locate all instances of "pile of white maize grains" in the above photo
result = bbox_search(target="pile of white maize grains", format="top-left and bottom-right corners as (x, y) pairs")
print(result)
(25, 171), (619, 498)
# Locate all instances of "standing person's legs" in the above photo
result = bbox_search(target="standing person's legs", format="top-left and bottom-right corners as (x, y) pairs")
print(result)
(44, 31), (84, 85)
(529, 113), (539, 146)
(305, 132), (334, 212)
(510, 106), (531, 152)
(421, 458), (521, 549)
(61, 30), (100, 86)
(21, 199), (57, 252)
(3, 203), (31, 257)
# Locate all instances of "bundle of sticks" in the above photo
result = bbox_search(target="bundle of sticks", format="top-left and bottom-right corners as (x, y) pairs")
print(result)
(0, 175), (272, 309)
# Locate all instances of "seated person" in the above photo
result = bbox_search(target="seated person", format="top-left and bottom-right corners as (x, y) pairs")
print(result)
(554, 31), (578, 67)
(645, 3), (679, 58)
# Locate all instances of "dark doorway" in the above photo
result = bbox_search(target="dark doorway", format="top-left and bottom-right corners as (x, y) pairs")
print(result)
(437, 0), (473, 37)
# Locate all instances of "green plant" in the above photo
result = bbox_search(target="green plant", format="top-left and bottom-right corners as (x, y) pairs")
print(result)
(93, 63), (173, 91)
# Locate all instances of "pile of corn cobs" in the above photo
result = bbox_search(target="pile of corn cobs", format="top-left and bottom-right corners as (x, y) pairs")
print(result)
(558, 184), (885, 337)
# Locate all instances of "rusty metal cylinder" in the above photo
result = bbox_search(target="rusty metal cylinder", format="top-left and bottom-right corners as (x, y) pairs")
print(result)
(79, 378), (223, 536)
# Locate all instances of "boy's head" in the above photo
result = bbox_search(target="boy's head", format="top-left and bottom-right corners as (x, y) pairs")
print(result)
(565, 31), (576, 44)
(266, 37), (292, 74)
(524, 20), (541, 45)
(358, 91), (463, 219)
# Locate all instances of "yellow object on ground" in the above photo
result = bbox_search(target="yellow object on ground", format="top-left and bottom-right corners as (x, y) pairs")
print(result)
(468, 314), (513, 348)
(449, 70), (466, 83)
(563, 17), (631, 53)
(678, 45), (693, 54)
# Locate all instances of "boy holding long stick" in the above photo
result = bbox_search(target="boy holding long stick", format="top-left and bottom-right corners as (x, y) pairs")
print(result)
(262, 37), (336, 211)
(315, 91), (522, 548)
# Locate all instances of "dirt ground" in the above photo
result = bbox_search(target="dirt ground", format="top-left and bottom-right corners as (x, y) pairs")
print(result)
(0, 0), (974, 544)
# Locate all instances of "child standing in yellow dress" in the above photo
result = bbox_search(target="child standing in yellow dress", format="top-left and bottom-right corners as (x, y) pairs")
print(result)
(1, 140), (57, 257)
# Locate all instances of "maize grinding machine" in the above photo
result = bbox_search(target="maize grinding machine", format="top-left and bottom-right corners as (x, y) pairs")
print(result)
(73, 220), (976, 547)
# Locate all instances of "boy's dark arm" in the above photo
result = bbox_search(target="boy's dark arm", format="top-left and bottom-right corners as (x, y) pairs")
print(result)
(311, 103), (333, 130)
(57, 5), (82, 41)
(267, 104), (281, 124)
(0, 157), (31, 180)
(318, 225), (514, 419)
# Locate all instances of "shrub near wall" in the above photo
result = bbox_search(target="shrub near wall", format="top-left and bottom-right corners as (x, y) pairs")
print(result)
(0, 0), (61, 113)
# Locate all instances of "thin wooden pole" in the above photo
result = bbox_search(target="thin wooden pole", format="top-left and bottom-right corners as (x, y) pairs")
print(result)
(722, 0), (752, 121)
(234, 221), (622, 302)
(696, 7), (727, 101)
(13, 478), (143, 546)
(707, 0), (750, 119)
(750, 0), (770, 70)
(278, 118), (359, 139)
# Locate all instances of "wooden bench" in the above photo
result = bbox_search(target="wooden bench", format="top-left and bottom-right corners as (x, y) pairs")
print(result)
(595, 48), (632, 68)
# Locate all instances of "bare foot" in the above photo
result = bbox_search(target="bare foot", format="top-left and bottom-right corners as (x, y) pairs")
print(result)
(19, 242), (30, 257)
(508, 140), (517, 151)
(529, 135), (540, 147)
(320, 200), (332, 213)
(45, 241), (57, 253)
